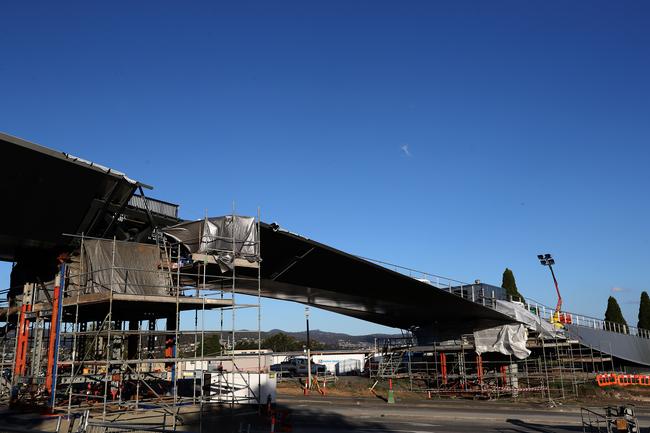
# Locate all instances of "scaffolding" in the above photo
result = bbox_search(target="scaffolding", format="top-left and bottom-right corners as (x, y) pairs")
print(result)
(0, 210), (268, 424)
(368, 332), (615, 402)
(3, 213), (650, 418)
(362, 259), (637, 402)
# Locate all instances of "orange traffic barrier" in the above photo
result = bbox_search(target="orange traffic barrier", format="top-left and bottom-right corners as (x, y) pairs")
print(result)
(597, 373), (650, 387)
(616, 374), (630, 386)
(637, 375), (650, 386)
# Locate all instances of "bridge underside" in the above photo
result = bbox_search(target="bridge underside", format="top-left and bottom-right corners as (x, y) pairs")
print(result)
(255, 223), (513, 336)
(163, 218), (515, 337)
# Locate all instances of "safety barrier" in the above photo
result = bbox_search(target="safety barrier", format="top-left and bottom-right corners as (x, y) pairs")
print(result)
(633, 374), (646, 386)
(596, 373), (617, 387)
(596, 373), (650, 387)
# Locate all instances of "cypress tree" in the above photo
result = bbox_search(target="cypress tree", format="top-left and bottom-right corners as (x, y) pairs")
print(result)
(604, 296), (627, 333)
(501, 268), (524, 302)
(638, 291), (650, 330)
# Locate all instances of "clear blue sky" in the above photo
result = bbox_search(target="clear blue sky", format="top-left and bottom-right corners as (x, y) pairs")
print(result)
(1, 1), (649, 335)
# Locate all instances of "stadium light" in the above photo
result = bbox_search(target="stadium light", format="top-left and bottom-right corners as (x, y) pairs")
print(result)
(538, 253), (562, 314)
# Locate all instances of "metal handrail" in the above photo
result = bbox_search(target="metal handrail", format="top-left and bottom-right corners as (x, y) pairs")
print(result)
(522, 297), (650, 339)
(360, 256), (650, 341)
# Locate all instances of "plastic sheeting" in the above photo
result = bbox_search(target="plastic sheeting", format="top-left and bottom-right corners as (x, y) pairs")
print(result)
(494, 300), (561, 338)
(163, 216), (258, 265)
(70, 239), (169, 296)
(474, 324), (531, 359)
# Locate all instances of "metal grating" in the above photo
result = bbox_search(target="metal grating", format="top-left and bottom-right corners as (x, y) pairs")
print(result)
(128, 195), (178, 219)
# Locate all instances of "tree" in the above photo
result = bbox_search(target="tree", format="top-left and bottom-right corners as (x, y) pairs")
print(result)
(605, 296), (628, 333)
(501, 268), (524, 302)
(197, 336), (263, 355)
(262, 333), (303, 352)
(198, 332), (332, 355)
(198, 335), (225, 356)
(638, 291), (650, 330)
(307, 339), (328, 351)
(236, 340), (260, 350)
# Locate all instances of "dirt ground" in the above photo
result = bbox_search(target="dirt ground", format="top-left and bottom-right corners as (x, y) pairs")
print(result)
(278, 376), (424, 400)
(277, 375), (650, 406)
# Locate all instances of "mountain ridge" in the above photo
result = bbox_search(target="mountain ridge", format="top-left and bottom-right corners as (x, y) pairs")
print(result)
(235, 329), (403, 348)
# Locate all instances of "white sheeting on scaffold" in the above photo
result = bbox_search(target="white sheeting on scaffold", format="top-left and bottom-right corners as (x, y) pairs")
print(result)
(493, 299), (561, 338)
(474, 323), (531, 359)
(473, 300), (564, 359)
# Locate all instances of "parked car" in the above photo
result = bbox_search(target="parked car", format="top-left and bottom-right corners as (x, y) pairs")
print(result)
(270, 357), (326, 376)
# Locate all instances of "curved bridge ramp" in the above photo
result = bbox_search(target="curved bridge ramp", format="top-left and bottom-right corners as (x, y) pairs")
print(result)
(565, 323), (650, 367)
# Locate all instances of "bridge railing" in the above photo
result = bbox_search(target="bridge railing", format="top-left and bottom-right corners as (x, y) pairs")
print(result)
(377, 336), (417, 351)
(521, 298), (650, 339)
(359, 256), (650, 340)
(359, 256), (507, 307)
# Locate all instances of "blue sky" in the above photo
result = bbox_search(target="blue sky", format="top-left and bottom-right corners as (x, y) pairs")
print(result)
(1, 1), (649, 335)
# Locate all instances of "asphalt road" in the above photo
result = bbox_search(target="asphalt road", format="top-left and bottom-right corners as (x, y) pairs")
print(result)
(2, 395), (649, 432)
(271, 394), (650, 433)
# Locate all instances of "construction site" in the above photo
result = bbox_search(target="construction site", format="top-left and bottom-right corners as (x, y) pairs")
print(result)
(1, 132), (650, 433)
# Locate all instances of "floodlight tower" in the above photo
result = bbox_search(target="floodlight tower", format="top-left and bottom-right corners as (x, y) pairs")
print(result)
(538, 253), (562, 315)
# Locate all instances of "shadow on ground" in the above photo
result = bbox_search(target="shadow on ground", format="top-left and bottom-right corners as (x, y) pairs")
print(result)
(181, 405), (589, 433)
(181, 403), (396, 432)
(0, 403), (599, 433)
(0, 409), (64, 432)
(504, 418), (588, 433)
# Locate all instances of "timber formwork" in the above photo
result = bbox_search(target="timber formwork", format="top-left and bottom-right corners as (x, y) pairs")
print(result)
(0, 211), (265, 421)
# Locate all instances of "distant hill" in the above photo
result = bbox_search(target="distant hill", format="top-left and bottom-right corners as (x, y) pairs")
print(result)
(234, 329), (403, 349)
(176, 329), (404, 356)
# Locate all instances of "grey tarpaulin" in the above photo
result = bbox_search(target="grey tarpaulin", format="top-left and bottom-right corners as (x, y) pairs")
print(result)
(163, 216), (258, 264)
(70, 239), (169, 296)
(494, 300), (561, 338)
(474, 324), (531, 359)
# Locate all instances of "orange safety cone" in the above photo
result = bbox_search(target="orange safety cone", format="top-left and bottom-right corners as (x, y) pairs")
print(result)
(270, 413), (276, 433)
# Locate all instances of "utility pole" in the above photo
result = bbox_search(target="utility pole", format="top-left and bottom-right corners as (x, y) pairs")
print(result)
(305, 306), (311, 392)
